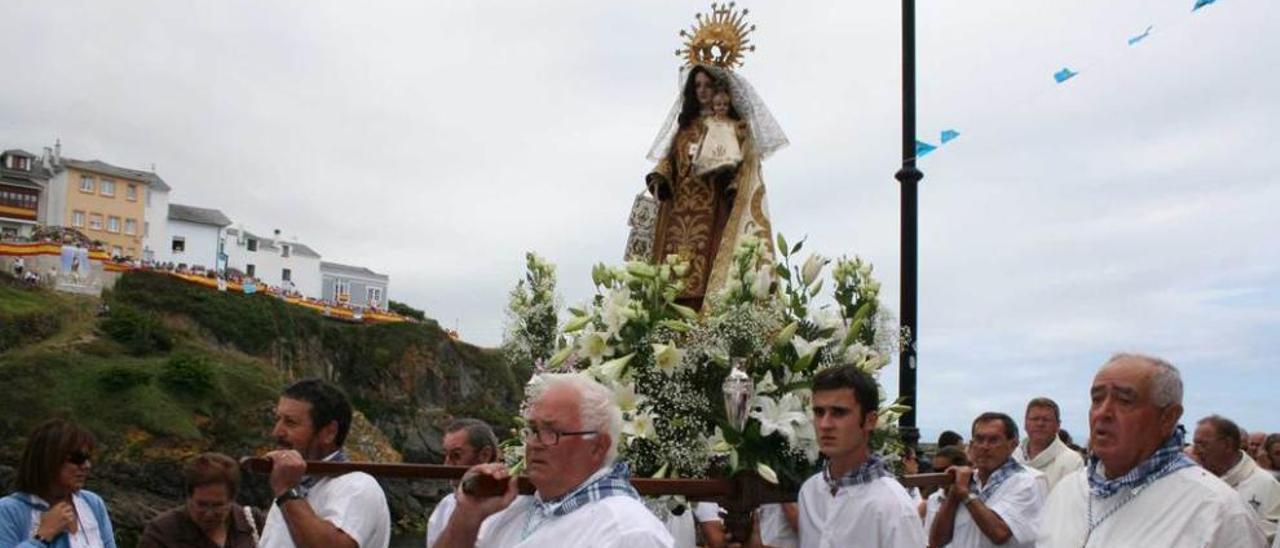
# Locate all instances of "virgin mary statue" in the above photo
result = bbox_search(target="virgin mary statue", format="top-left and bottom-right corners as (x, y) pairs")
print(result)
(636, 4), (788, 311)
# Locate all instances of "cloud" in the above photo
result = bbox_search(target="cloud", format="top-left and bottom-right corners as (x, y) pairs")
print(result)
(2, 0), (1276, 438)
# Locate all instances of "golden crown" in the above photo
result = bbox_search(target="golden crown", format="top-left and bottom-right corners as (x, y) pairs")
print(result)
(675, 2), (757, 69)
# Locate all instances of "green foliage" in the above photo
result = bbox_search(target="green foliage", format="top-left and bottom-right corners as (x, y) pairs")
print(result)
(0, 282), (67, 353)
(100, 304), (173, 355)
(159, 353), (217, 398)
(502, 252), (561, 369)
(96, 364), (153, 392)
(387, 300), (426, 321)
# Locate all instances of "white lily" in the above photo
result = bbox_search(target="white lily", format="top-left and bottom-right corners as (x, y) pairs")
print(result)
(652, 343), (684, 376)
(613, 382), (640, 412)
(706, 426), (732, 453)
(756, 370), (779, 394)
(793, 419), (820, 463)
(577, 330), (613, 365)
(791, 335), (829, 359)
(801, 253), (828, 287)
(623, 411), (657, 440)
(598, 352), (635, 382)
(750, 265), (772, 300)
(600, 287), (632, 339)
(750, 393), (808, 445)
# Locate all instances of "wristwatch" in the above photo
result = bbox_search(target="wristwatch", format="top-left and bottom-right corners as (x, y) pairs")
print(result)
(275, 486), (304, 507)
(31, 534), (50, 547)
(964, 492), (980, 505)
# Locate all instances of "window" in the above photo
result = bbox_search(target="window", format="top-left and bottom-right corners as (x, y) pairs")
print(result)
(107, 216), (121, 233)
(146, 188), (152, 207)
(126, 247), (136, 258)
(281, 244), (291, 258)
(111, 246), (122, 258)
(282, 268), (292, 282)
(80, 175), (95, 193)
(247, 238), (258, 252)
(126, 184), (137, 201)
(367, 287), (383, 307)
(100, 179), (116, 197)
(172, 237), (185, 253)
(72, 211), (86, 227)
(124, 219), (137, 235)
(144, 221), (150, 237)
(245, 264), (256, 278)
(335, 278), (350, 297)
(89, 214), (103, 230)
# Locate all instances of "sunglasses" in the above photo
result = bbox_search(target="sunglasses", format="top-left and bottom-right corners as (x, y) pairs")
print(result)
(66, 450), (92, 466)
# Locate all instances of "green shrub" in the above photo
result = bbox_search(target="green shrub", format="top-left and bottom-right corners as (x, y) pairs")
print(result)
(100, 305), (173, 355)
(97, 365), (152, 392)
(388, 300), (426, 321)
(159, 353), (217, 398)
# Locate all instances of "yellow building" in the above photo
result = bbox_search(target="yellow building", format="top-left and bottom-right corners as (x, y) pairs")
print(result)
(41, 153), (168, 259)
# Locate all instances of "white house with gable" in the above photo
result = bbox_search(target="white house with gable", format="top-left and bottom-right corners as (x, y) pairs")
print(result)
(155, 203), (231, 271)
(223, 226), (322, 297)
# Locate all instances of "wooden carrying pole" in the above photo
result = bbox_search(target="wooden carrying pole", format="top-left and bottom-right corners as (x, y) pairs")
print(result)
(242, 458), (952, 541)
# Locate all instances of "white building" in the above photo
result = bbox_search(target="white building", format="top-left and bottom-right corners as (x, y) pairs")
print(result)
(156, 203), (230, 271)
(321, 262), (390, 310)
(142, 177), (171, 262)
(223, 226), (322, 298)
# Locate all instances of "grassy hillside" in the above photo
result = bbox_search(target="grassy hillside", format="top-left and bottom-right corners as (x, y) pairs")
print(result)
(0, 270), (528, 545)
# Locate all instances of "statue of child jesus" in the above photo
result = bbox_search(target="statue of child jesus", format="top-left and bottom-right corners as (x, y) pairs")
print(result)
(692, 85), (748, 179)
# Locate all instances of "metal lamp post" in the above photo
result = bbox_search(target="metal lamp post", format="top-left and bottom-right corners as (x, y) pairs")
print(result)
(895, 0), (923, 448)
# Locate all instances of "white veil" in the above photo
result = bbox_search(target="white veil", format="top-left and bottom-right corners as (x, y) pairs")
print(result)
(645, 64), (789, 162)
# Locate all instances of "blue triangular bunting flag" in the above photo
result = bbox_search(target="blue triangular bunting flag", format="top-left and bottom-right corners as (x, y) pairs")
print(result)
(940, 130), (960, 144)
(916, 140), (937, 158)
(1054, 68), (1078, 84)
(1193, 0), (1216, 12)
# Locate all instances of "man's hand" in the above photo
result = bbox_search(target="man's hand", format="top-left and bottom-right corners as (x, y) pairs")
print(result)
(265, 449), (307, 497)
(454, 463), (519, 523)
(948, 466), (974, 500)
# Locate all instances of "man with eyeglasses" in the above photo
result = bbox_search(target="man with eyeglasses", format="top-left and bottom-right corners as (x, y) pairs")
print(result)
(1013, 397), (1082, 491)
(434, 373), (673, 547)
(1193, 415), (1280, 543)
(925, 412), (1046, 548)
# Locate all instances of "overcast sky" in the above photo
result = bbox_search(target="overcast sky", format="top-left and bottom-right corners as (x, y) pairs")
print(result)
(3, 0), (1276, 441)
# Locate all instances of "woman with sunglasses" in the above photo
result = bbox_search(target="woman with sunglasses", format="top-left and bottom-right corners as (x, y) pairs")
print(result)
(0, 419), (116, 547)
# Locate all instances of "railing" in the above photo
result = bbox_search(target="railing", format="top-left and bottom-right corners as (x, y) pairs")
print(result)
(241, 457), (952, 542)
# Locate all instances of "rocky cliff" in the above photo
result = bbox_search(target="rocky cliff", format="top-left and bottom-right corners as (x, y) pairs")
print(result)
(0, 270), (528, 545)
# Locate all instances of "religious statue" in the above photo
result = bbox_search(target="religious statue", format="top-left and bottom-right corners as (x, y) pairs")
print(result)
(632, 2), (789, 311)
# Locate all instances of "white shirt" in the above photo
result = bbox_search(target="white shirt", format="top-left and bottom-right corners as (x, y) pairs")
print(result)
(797, 473), (926, 548)
(474, 494), (673, 548)
(425, 492), (457, 548)
(923, 466), (1045, 548)
(1013, 436), (1083, 492)
(758, 503), (799, 548)
(259, 471), (391, 548)
(1039, 465), (1266, 548)
(1222, 452), (1280, 542)
(663, 502), (724, 548)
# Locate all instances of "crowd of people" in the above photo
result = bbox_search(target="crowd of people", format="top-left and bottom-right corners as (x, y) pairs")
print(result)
(1, 352), (1277, 547)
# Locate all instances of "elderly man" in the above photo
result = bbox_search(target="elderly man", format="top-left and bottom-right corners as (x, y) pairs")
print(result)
(435, 373), (672, 547)
(1013, 397), (1082, 491)
(426, 418), (499, 548)
(797, 364), (925, 547)
(925, 413), (1046, 548)
(260, 379), (391, 548)
(1194, 415), (1280, 542)
(1039, 353), (1266, 547)
(1250, 431), (1269, 463)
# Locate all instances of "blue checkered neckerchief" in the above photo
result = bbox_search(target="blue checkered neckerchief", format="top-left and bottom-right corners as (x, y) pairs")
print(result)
(300, 449), (348, 492)
(973, 458), (1024, 502)
(522, 461), (640, 539)
(1087, 426), (1194, 500)
(823, 453), (894, 496)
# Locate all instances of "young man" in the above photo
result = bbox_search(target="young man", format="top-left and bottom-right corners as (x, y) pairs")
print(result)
(426, 418), (499, 548)
(797, 365), (925, 548)
(1014, 397), (1083, 491)
(1039, 353), (1265, 547)
(259, 379), (391, 548)
(925, 413), (1046, 548)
